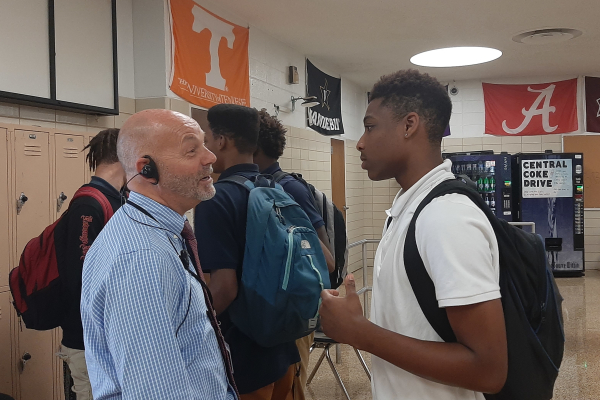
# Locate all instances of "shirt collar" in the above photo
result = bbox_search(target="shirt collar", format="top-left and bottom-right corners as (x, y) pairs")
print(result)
(218, 163), (260, 181)
(127, 191), (186, 236)
(91, 176), (121, 197)
(387, 159), (455, 219)
(262, 162), (281, 176)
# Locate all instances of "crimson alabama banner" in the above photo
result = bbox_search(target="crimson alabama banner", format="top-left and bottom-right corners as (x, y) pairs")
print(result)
(585, 76), (600, 133)
(483, 79), (578, 136)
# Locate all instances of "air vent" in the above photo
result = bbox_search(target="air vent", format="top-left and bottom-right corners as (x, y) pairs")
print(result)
(513, 28), (582, 45)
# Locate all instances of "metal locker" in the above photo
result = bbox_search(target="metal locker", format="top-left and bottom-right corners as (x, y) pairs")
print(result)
(54, 134), (86, 218)
(0, 128), (9, 289)
(0, 291), (13, 395)
(13, 129), (56, 400)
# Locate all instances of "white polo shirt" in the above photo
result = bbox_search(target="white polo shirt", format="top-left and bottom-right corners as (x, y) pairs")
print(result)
(370, 160), (500, 400)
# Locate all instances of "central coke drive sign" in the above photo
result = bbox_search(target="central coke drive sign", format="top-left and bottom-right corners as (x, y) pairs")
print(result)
(521, 159), (573, 198)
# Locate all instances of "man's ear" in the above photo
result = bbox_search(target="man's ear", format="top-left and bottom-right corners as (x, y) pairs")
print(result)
(404, 112), (420, 139)
(216, 135), (227, 151)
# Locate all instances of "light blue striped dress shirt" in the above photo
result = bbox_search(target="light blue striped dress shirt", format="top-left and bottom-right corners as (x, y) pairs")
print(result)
(81, 192), (236, 400)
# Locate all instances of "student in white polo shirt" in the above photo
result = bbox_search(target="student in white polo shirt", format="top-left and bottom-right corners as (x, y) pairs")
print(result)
(319, 69), (508, 400)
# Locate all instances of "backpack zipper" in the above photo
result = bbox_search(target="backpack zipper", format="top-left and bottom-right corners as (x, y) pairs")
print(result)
(307, 254), (324, 318)
(282, 227), (296, 290)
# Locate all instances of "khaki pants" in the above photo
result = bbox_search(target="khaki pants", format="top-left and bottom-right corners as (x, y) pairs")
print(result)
(58, 345), (93, 400)
(293, 332), (315, 400)
(240, 364), (295, 400)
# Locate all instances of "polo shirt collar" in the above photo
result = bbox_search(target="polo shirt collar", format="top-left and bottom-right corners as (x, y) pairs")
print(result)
(127, 191), (185, 236)
(387, 159), (454, 219)
(218, 163), (260, 181)
(262, 162), (281, 176)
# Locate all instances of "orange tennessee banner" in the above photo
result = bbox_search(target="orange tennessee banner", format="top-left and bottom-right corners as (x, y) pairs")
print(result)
(169, 1), (250, 109)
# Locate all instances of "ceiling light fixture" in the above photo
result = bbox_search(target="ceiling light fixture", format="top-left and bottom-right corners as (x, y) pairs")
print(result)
(291, 96), (319, 111)
(512, 28), (582, 45)
(410, 47), (502, 68)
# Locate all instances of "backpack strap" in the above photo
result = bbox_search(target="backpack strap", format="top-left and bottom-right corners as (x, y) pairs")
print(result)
(220, 174), (285, 191)
(71, 187), (114, 224)
(404, 178), (489, 343)
(219, 175), (256, 191)
(272, 170), (289, 183)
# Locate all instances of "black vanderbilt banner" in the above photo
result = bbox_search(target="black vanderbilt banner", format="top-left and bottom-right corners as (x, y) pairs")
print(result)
(306, 59), (344, 135)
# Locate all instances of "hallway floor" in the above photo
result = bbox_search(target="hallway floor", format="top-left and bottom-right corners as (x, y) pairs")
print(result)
(305, 269), (600, 400)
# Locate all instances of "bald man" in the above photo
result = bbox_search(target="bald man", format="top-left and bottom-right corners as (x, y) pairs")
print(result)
(80, 110), (238, 400)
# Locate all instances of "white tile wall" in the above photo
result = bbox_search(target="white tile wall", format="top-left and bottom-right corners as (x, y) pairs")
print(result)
(246, 27), (368, 141)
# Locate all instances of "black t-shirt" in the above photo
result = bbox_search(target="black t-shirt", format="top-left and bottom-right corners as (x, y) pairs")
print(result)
(57, 177), (122, 350)
(194, 164), (300, 394)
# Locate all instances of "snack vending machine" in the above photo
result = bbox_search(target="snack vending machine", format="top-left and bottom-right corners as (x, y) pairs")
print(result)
(443, 152), (514, 222)
(512, 152), (584, 275)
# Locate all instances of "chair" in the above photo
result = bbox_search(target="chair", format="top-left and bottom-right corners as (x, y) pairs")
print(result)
(307, 285), (373, 400)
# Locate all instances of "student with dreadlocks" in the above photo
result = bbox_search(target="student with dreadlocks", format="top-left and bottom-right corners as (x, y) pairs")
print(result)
(57, 128), (126, 400)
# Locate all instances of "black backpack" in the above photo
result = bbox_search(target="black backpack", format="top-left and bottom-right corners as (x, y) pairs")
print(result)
(397, 177), (564, 400)
(273, 171), (348, 289)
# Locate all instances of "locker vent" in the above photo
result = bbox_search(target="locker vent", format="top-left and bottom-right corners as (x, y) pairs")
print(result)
(62, 147), (79, 158)
(24, 144), (42, 157)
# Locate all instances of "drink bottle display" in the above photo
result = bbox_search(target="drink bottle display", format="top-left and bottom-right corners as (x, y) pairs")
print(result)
(443, 153), (512, 222)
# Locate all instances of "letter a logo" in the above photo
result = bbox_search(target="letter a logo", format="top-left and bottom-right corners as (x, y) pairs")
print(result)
(191, 6), (235, 91)
(502, 85), (558, 134)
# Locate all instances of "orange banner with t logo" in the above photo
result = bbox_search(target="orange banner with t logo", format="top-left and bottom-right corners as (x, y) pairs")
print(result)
(169, 0), (250, 109)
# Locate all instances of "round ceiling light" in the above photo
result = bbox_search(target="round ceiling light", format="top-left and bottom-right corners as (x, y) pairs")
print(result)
(512, 28), (582, 45)
(410, 47), (502, 68)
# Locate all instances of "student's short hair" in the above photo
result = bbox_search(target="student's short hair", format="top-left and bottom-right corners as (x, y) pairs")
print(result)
(369, 69), (452, 144)
(84, 128), (120, 171)
(207, 104), (259, 154)
(257, 109), (287, 159)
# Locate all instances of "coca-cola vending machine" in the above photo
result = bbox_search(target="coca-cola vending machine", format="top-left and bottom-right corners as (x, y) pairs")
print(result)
(443, 152), (514, 222)
(512, 152), (584, 276)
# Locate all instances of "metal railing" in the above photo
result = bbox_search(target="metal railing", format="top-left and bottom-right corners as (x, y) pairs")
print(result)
(348, 239), (380, 319)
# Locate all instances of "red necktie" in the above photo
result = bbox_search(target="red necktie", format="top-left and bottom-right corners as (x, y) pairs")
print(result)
(181, 221), (239, 397)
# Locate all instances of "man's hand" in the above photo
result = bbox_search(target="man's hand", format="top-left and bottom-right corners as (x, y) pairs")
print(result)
(319, 274), (368, 346)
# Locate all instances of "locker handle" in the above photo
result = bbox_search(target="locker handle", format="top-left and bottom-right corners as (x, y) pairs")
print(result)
(21, 352), (31, 370)
(57, 192), (68, 213)
(17, 193), (28, 215)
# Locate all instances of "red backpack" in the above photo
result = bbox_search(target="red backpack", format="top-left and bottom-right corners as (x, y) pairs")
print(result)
(9, 187), (114, 330)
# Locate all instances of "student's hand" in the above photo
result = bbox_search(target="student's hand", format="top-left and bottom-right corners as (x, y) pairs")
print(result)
(319, 274), (368, 347)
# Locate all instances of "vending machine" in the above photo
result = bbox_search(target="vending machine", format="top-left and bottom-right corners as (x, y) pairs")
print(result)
(442, 152), (514, 221)
(512, 152), (584, 276)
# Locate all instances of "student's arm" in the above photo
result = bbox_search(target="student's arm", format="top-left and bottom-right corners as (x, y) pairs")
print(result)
(320, 197), (508, 393)
(320, 276), (508, 394)
(194, 186), (242, 315)
(208, 269), (237, 315)
(316, 226), (335, 273)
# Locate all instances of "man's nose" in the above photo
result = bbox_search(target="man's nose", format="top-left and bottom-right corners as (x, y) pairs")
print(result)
(203, 148), (217, 165)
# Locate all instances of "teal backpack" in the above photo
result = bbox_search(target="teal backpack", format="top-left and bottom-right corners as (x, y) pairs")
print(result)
(222, 174), (330, 347)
